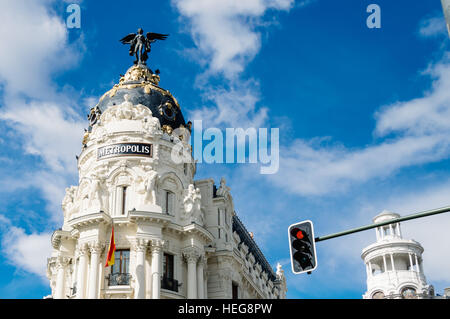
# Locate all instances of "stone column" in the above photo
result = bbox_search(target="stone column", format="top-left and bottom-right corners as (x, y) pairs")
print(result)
(383, 255), (388, 272)
(197, 255), (206, 299)
(368, 261), (373, 276)
(183, 247), (200, 299)
(88, 242), (103, 299)
(151, 240), (163, 299)
(204, 272), (208, 299)
(55, 257), (70, 299)
(409, 253), (414, 271)
(414, 254), (420, 272)
(76, 244), (89, 299)
(133, 239), (148, 299)
(389, 224), (394, 237)
(390, 253), (395, 271)
(397, 223), (402, 237)
(71, 255), (78, 296)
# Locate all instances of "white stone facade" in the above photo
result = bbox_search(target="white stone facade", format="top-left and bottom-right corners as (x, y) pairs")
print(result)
(361, 211), (432, 299)
(46, 64), (287, 299)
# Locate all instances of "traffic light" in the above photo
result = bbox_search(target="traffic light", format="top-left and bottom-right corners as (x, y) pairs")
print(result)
(288, 220), (318, 274)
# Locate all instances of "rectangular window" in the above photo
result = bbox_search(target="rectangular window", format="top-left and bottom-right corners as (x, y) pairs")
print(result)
(161, 253), (179, 292)
(121, 186), (127, 215)
(218, 228), (221, 239)
(218, 208), (221, 225)
(111, 249), (130, 274)
(109, 249), (131, 286)
(225, 209), (228, 226)
(163, 253), (174, 279)
(232, 282), (239, 299)
(163, 191), (174, 214)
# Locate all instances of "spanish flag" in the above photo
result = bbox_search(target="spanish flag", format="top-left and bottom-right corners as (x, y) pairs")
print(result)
(105, 225), (116, 267)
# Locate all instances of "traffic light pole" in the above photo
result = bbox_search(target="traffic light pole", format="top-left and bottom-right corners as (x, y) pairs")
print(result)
(314, 205), (450, 243)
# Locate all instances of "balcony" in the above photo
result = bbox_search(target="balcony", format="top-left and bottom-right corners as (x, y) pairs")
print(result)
(108, 272), (131, 286)
(367, 270), (426, 287)
(161, 276), (179, 292)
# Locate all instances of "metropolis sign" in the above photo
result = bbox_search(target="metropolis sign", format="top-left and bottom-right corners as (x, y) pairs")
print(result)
(97, 143), (152, 160)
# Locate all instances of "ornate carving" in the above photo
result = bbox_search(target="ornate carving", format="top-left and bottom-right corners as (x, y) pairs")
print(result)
(89, 241), (105, 255)
(150, 239), (165, 253)
(276, 263), (284, 279)
(136, 170), (158, 206)
(162, 124), (173, 135)
(216, 177), (230, 197)
(183, 184), (203, 225)
(77, 243), (89, 257)
(143, 110), (161, 134)
(62, 186), (77, 217)
(99, 94), (163, 138)
(88, 175), (107, 212)
(131, 238), (149, 252)
(198, 254), (207, 268)
(82, 130), (90, 147)
(90, 124), (107, 142)
(182, 247), (201, 264)
(88, 106), (102, 127)
(56, 256), (71, 269)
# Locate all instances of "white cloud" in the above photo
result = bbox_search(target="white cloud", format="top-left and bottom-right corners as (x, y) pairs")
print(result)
(271, 134), (449, 196)
(173, 0), (294, 79)
(0, 0), (85, 275)
(381, 182), (450, 284)
(0, 215), (52, 281)
(0, 0), (83, 99)
(376, 58), (450, 136)
(190, 80), (268, 127)
(419, 14), (447, 38)
(268, 57), (450, 196)
(173, 0), (306, 128)
(0, 100), (84, 174)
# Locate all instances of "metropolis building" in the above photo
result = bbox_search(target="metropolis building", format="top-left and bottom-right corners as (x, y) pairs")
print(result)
(45, 61), (287, 299)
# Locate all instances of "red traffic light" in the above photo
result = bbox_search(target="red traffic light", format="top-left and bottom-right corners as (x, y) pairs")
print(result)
(290, 228), (304, 239)
(288, 220), (318, 275)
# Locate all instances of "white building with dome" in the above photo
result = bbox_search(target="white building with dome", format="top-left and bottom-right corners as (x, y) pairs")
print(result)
(361, 210), (433, 299)
(45, 62), (287, 299)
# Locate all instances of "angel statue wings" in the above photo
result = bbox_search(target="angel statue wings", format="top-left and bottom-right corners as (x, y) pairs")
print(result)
(120, 28), (169, 65)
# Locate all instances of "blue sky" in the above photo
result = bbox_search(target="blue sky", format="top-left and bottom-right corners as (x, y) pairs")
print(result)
(0, 0), (450, 299)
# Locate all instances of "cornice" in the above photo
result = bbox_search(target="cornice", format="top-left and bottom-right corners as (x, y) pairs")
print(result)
(68, 211), (112, 229)
(128, 210), (171, 225)
(361, 239), (424, 259)
(51, 230), (74, 249)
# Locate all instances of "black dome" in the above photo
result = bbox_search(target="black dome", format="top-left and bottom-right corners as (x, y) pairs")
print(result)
(91, 64), (186, 131)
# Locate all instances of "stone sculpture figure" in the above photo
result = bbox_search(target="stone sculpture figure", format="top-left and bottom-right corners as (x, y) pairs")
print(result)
(143, 109), (161, 134)
(216, 177), (230, 197)
(62, 186), (77, 216)
(183, 184), (203, 225)
(88, 176), (104, 211)
(120, 28), (168, 65)
(137, 171), (158, 206)
(115, 94), (133, 120)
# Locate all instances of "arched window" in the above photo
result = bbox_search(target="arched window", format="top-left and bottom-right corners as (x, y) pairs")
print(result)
(372, 291), (385, 299)
(401, 287), (417, 299)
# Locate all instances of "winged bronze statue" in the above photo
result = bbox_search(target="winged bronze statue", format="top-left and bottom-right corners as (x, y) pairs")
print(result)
(120, 28), (169, 65)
